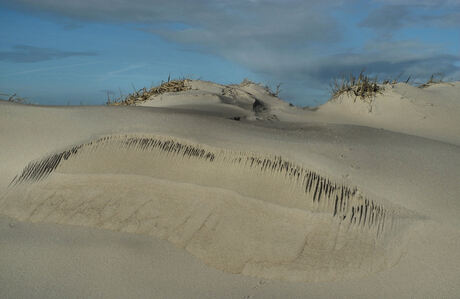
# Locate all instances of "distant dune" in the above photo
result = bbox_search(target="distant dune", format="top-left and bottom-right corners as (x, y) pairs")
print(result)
(1, 80), (460, 298)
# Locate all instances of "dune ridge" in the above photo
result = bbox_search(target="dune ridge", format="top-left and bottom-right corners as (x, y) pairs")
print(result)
(1, 134), (416, 282)
(130, 79), (460, 145)
(8, 134), (409, 232)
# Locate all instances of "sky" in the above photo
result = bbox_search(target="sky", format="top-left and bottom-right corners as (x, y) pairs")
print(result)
(0, 0), (459, 106)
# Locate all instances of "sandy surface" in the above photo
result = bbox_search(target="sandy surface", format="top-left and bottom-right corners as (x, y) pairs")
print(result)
(1, 80), (459, 298)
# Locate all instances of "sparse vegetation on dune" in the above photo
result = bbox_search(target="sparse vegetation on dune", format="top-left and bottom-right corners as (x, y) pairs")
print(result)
(241, 78), (283, 97)
(105, 71), (454, 107)
(330, 71), (454, 102)
(0, 92), (30, 104)
(330, 71), (384, 102)
(239, 78), (255, 86)
(107, 78), (191, 106)
(419, 72), (445, 88)
(329, 71), (442, 102)
(107, 77), (285, 106)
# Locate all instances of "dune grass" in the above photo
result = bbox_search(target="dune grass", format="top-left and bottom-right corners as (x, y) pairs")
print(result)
(105, 71), (450, 107)
(330, 71), (384, 102)
(107, 78), (191, 106)
(0, 92), (30, 104)
(419, 72), (444, 88)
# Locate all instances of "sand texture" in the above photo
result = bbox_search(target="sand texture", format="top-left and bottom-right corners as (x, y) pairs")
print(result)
(1, 80), (460, 298)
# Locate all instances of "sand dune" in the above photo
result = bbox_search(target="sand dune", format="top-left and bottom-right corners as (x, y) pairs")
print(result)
(1, 80), (460, 298)
(313, 82), (460, 145)
(2, 134), (415, 282)
(136, 80), (285, 121)
(137, 80), (460, 144)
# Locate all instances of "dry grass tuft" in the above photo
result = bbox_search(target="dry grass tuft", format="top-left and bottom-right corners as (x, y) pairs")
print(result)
(0, 92), (30, 104)
(240, 78), (256, 86)
(419, 72), (444, 88)
(330, 71), (383, 102)
(264, 82), (282, 97)
(240, 78), (283, 98)
(108, 79), (191, 106)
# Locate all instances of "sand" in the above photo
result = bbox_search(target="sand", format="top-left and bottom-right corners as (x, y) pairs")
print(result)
(1, 80), (459, 298)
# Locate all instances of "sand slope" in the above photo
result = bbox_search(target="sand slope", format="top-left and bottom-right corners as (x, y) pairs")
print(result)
(1, 81), (460, 298)
(313, 82), (460, 145)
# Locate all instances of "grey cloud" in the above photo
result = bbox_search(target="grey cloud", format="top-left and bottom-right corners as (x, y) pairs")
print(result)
(360, 4), (460, 31)
(307, 53), (459, 83)
(151, 10), (339, 68)
(424, 12), (460, 27)
(59, 20), (85, 30)
(0, 45), (97, 63)
(359, 5), (412, 31)
(373, 0), (459, 5)
(0, 0), (341, 24)
(1, 0), (342, 66)
(2, 0), (342, 45)
(303, 40), (459, 87)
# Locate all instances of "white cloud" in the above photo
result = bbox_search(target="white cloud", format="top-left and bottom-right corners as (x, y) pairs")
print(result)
(2, 61), (101, 77)
(107, 64), (147, 76)
(0, 45), (97, 63)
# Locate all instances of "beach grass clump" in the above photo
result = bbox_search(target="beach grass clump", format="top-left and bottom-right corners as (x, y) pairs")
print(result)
(240, 78), (283, 98)
(265, 82), (282, 97)
(240, 78), (256, 86)
(330, 71), (383, 102)
(419, 72), (444, 88)
(0, 92), (30, 104)
(107, 79), (191, 106)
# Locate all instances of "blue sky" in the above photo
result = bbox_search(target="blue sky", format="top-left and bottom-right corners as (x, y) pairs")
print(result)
(0, 0), (459, 106)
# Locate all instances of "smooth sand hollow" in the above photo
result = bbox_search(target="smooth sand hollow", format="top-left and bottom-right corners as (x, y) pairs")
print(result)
(1, 80), (459, 298)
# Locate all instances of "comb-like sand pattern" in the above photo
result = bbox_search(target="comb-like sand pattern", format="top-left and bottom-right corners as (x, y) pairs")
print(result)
(1, 135), (416, 282)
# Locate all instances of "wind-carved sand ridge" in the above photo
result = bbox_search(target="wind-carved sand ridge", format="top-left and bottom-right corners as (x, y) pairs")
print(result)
(1, 134), (416, 282)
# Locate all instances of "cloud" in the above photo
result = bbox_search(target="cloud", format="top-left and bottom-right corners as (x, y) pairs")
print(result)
(360, 4), (460, 32)
(2, 0), (342, 50)
(424, 12), (460, 27)
(299, 40), (459, 81)
(359, 5), (411, 31)
(373, 0), (458, 5)
(107, 64), (147, 76)
(0, 0), (342, 24)
(0, 45), (97, 63)
(2, 61), (101, 77)
(0, 1), (342, 67)
(2, 0), (458, 104)
(307, 52), (459, 85)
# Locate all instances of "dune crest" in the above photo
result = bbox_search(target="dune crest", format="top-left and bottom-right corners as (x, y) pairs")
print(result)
(118, 79), (460, 145)
(313, 82), (460, 145)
